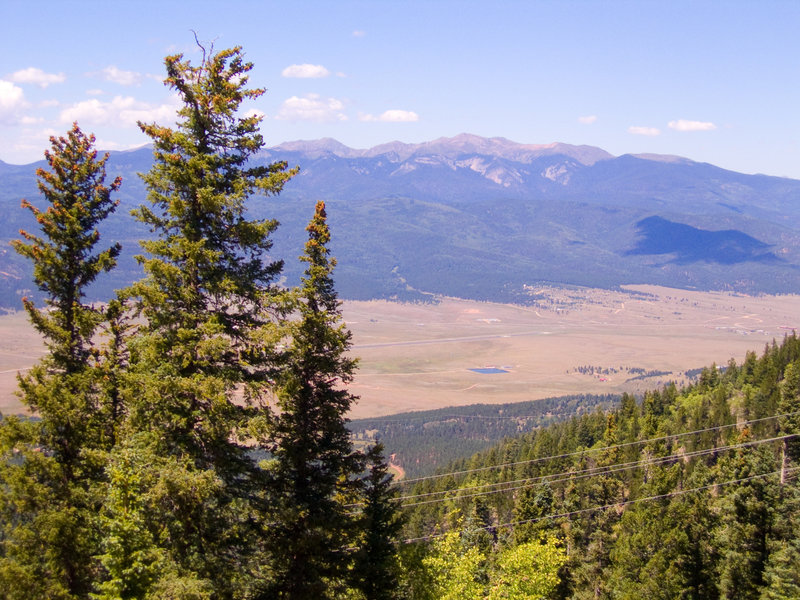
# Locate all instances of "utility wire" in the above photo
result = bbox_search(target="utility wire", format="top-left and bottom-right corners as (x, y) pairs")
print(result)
(397, 434), (798, 508)
(344, 432), (795, 511)
(397, 434), (800, 501)
(396, 411), (800, 486)
(401, 465), (800, 544)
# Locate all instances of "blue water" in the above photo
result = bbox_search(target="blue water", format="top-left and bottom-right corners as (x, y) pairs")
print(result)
(469, 367), (509, 374)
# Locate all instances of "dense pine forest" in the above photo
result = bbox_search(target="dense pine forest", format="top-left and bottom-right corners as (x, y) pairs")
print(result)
(350, 394), (618, 479)
(1, 42), (799, 600)
(397, 336), (800, 599)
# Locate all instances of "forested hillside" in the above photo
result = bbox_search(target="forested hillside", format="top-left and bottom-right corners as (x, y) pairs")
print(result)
(5, 127), (800, 307)
(396, 335), (800, 599)
(350, 394), (618, 479)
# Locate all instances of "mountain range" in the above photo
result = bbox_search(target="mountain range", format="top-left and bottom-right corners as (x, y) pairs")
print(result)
(1, 133), (799, 307)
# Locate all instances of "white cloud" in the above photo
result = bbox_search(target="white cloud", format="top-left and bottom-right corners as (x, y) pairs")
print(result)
(628, 126), (661, 136)
(360, 109), (419, 123)
(668, 119), (716, 132)
(20, 115), (43, 125)
(281, 64), (330, 78)
(99, 66), (143, 86)
(275, 94), (347, 122)
(59, 97), (119, 124)
(93, 138), (133, 151)
(39, 99), (60, 108)
(59, 94), (180, 127)
(243, 108), (266, 120)
(15, 126), (58, 148)
(0, 80), (26, 119)
(352, 30), (366, 37)
(9, 67), (65, 88)
(31, 127), (60, 144)
(578, 115), (597, 124)
(86, 88), (104, 96)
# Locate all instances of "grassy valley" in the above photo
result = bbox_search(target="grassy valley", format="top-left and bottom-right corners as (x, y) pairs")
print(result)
(2, 286), (799, 417)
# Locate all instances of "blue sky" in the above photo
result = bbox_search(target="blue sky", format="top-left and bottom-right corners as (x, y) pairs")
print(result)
(2, 0), (799, 178)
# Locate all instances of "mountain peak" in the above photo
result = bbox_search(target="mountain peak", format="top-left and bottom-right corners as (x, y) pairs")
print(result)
(268, 134), (614, 165)
(374, 134), (613, 165)
(272, 137), (362, 158)
(630, 153), (695, 165)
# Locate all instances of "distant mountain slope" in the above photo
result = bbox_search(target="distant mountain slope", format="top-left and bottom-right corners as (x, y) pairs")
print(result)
(1, 134), (799, 307)
(272, 133), (614, 166)
(627, 216), (782, 265)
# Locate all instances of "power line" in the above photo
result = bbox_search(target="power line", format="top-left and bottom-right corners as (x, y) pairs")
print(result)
(397, 434), (795, 509)
(396, 411), (800, 487)
(344, 432), (795, 511)
(398, 412), (797, 486)
(401, 465), (800, 544)
(396, 433), (795, 504)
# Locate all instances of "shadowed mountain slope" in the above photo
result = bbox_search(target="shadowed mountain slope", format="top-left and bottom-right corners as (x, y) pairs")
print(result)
(1, 134), (799, 307)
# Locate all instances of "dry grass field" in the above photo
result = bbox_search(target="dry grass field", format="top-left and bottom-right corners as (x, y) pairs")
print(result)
(0, 310), (49, 415)
(343, 285), (800, 418)
(2, 285), (799, 419)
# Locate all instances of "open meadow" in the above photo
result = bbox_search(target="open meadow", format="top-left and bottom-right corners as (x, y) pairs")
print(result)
(2, 284), (799, 419)
(343, 285), (800, 418)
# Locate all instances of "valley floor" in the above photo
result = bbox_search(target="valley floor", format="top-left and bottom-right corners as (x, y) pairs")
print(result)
(2, 284), (799, 418)
(343, 285), (800, 418)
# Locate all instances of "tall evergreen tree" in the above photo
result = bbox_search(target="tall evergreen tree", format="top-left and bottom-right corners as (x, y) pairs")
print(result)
(761, 470), (800, 600)
(568, 413), (624, 600)
(0, 124), (121, 599)
(129, 42), (295, 462)
(714, 437), (777, 600)
(12, 123), (121, 375)
(350, 443), (405, 600)
(760, 539), (800, 600)
(117, 43), (296, 597)
(778, 359), (800, 466)
(258, 200), (363, 599)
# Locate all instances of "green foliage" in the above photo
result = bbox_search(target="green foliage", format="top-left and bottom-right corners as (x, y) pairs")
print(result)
(760, 539), (800, 600)
(128, 42), (295, 461)
(258, 201), (365, 598)
(11, 123), (121, 373)
(0, 124), (122, 599)
(420, 529), (566, 600)
(422, 529), (486, 600)
(114, 43), (299, 598)
(9, 41), (800, 600)
(350, 394), (616, 480)
(779, 360), (800, 462)
(714, 440), (777, 599)
(92, 444), (165, 600)
(93, 434), (227, 600)
(0, 43), (408, 600)
(488, 537), (566, 600)
(349, 443), (405, 600)
(402, 333), (800, 599)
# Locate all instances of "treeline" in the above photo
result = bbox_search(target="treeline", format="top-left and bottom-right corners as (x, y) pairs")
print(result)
(570, 365), (670, 377)
(0, 46), (402, 600)
(398, 335), (800, 599)
(351, 394), (617, 479)
(569, 364), (682, 382)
